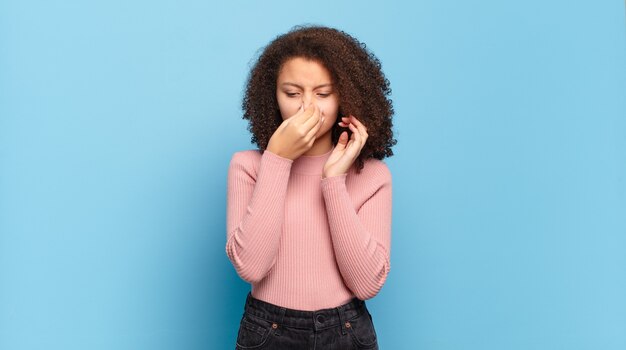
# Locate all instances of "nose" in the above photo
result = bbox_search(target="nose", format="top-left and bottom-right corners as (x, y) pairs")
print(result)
(302, 92), (315, 108)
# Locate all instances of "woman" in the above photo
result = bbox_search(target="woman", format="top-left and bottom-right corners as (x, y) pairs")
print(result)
(226, 24), (396, 349)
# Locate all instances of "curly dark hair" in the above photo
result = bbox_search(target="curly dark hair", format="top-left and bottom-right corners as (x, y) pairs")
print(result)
(241, 24), (396, 173)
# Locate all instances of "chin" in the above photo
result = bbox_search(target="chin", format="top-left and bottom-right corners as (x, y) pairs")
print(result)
(318, 128), (333, 138)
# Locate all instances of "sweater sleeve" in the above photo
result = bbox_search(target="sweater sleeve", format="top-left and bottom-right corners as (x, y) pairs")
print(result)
(225, 150), (293, 283)
(320, 165), (392, 300)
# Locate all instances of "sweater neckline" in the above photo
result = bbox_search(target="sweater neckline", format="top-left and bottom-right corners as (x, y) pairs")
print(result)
(291, 146), (334, 175)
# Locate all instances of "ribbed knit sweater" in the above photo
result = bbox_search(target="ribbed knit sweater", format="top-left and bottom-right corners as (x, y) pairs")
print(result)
(225, 146), (392, 311)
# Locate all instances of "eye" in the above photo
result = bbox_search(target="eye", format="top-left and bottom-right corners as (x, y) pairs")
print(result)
(285, 92), (299, 97)
(317, 93), (331, 98)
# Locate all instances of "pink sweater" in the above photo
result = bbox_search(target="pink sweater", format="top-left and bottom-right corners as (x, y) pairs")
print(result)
(225, 146), (392, 311)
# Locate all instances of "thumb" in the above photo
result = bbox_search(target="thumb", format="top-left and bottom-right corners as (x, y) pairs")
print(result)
(335, 131), (349, 150)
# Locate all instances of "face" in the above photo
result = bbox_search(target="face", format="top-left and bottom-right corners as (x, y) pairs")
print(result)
(276, 56), (340, 137)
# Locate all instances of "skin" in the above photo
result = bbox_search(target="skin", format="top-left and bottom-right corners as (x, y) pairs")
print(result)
(268, 56), (369, 179)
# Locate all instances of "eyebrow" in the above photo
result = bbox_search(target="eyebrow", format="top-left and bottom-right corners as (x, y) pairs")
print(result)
(281, 82), (333, 89)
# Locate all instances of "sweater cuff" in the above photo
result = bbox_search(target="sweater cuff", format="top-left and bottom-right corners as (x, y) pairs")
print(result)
(262, 149), (294, 171)
(320, 173), (348, 191)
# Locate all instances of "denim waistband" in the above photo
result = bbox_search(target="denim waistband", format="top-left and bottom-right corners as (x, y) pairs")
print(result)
(243, 292), (367, 333)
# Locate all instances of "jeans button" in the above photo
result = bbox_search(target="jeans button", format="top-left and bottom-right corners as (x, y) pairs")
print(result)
(316, 314), (325, 323)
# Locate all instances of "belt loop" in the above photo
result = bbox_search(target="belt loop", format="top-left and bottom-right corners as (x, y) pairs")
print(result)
(274, 307), (286, 336)
(244, 292), (251, 313)
(246, 292), (252, 308)
(336, 304), (347, 335)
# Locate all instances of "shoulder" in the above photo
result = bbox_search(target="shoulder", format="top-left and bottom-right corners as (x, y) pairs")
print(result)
(228, 149), (262, 172)
(230, 149), (261, 163)
(348, 158), (392, 188)
(361, 158), (392, 182)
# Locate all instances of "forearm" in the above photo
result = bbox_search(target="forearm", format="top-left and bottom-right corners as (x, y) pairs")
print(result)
(226, 150), (292, 283)
(321, 174), (392, 300)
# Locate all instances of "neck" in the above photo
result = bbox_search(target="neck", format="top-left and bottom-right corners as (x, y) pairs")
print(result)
(302, 133), (333, 156)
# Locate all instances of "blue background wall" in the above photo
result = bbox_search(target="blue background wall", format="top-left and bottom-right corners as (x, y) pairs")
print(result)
(1, 1), (624, 349)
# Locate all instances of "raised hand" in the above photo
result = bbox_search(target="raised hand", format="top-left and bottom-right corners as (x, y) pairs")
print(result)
(267, 103), (325, 160)
(322, 115), (368, 179)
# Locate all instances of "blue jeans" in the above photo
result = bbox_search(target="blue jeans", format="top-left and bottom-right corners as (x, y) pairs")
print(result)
(235, 292), (379, 349)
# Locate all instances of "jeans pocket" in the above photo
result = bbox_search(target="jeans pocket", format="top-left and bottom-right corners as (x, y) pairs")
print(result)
(235, 314), (275, 349)
(346, 308), (378, 349)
